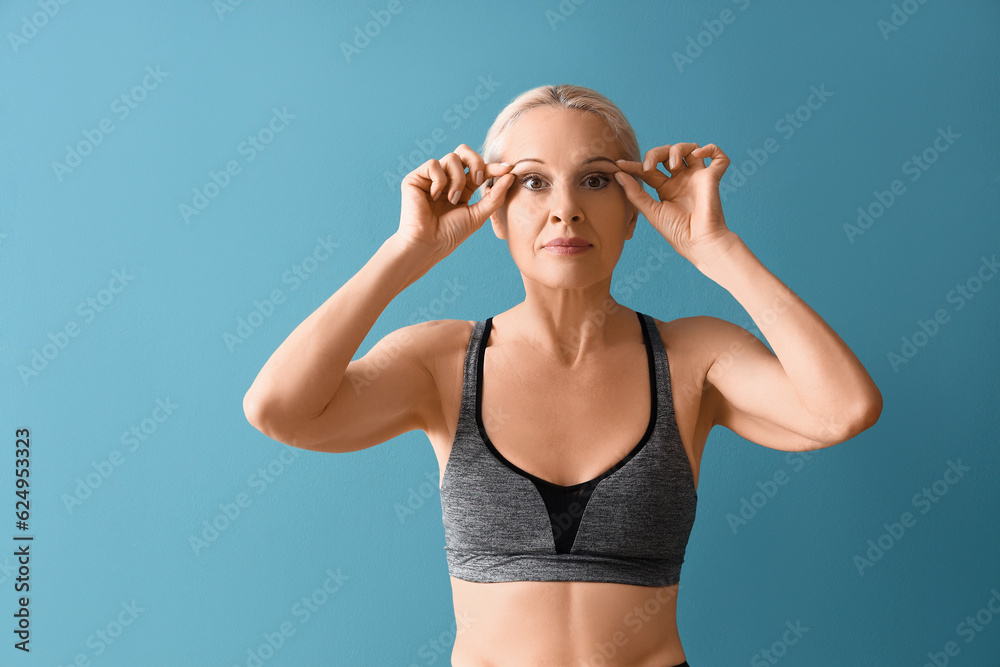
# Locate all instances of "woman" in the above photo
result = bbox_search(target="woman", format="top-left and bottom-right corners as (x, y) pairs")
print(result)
(243, 84), (882, 666)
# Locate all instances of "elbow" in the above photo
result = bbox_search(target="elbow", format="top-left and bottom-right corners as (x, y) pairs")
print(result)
(243, 391), (290, 444)
(853, 386), (884, 434)
(243, 390), (274, 438)
(243, 391), (325, 452)
(825, 392), (883, 445)
(863, 389), (883, 428)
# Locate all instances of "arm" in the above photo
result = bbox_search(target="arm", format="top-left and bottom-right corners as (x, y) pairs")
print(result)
(694, 235), (883, 450)
(615, 142), (882, 452)
(242, 234), (446, 451)
(242, 145), (514, 452)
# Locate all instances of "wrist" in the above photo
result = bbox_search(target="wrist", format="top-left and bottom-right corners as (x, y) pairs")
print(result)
(383, 233), (448, 290)
(387, 232), (452, 259)
(690, 232), (745, 275)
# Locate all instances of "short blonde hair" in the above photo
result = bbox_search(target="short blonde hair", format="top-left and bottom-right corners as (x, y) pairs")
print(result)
(480, 84), (640, 187)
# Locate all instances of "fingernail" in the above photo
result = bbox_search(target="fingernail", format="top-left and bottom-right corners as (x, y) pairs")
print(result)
(475, 170), (483, 185)
(615, 159), (625, 164)
(500, 162), (511, 167)
(614, 172), (625, 185)
(450, 190), (460, 204)
(669, 157), (676, 169)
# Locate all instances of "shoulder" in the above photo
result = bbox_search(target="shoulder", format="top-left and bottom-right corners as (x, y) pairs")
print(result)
(385, 318), (479, 378)
(644, 315), (760, 435)
(649, 314), (756, 352)
(644, 314), (761, 384)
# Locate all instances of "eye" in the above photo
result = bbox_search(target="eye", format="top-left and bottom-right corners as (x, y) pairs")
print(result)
(584, 173), (611, 189)
(520, 174), (545, 190)
(518, 172), (612, 191)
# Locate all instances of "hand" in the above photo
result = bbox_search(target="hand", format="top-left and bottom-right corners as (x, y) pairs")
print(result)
(614, 142), (737, 266)
(396, 144), (515, 256)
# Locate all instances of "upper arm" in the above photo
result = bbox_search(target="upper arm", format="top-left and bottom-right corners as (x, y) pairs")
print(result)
(690, 316), (855, 451)
(282, 319), (461, 453)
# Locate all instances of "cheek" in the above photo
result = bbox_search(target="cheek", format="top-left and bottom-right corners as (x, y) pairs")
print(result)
(506, 194), (545, 227)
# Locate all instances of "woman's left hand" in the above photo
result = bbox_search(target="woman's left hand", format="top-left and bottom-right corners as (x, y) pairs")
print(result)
(614, 142), (737, 267)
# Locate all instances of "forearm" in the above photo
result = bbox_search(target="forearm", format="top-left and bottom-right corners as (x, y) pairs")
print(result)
(695, 234), (882, 427)
(244, 233), (442, 434)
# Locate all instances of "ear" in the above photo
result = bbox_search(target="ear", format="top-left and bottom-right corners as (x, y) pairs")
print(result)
(490, 212), (507, 239)
(624, 202), (639, 241)
(486, 181), (508, 239)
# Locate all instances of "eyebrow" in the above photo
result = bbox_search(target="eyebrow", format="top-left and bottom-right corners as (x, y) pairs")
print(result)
(511, 156), (618, 167)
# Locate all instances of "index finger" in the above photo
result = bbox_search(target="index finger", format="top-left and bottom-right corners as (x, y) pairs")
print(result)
(449, 144), (491, 187)
(481, 161), (514, 189)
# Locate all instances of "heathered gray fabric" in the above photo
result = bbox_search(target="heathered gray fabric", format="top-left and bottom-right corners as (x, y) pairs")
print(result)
(440, 312), (698, 587)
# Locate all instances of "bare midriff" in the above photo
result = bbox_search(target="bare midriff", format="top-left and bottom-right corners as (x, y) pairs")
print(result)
(448, 577), (686, 666)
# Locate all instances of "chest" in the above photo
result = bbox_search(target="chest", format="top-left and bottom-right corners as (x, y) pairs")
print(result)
(479, 345), (654, 488)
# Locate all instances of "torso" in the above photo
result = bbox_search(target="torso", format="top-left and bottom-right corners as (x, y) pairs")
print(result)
(422, 308), (714, 666)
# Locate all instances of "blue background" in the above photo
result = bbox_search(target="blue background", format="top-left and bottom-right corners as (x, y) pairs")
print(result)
(2, 1), (999, 665)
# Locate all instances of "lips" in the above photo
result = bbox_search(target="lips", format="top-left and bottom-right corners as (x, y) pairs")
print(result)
(544, 237), (591, 247)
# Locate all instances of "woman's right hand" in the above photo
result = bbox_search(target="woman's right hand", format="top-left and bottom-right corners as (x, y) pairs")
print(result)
(396, 144), (515, 256)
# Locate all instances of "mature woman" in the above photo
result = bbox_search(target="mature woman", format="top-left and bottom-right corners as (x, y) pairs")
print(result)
(243, 84), (882, 666)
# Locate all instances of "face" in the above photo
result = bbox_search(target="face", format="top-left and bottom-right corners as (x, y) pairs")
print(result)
(486, 106), (639, 289)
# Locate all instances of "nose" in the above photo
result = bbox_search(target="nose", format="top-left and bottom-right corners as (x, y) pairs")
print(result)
(548, 184), (584, 224)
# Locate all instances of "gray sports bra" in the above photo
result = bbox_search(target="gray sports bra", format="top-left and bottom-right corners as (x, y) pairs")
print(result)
(440, 310), (698, 587)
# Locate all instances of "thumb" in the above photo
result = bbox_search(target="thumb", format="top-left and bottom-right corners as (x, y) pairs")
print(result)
(614, 171), (659, 222)
(466, 173), (514, 226)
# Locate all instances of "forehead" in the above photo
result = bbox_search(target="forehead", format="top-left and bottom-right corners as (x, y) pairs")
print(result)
(503, 106), (621, 164)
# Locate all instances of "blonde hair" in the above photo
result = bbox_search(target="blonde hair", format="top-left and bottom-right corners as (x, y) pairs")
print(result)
(479, 84), (640, 187)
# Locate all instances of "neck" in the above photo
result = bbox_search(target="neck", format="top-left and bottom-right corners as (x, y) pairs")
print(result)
(502, 277), (633, 368)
